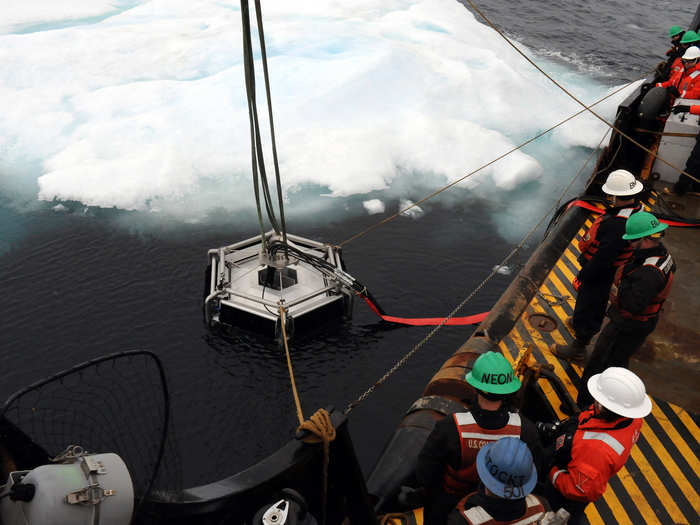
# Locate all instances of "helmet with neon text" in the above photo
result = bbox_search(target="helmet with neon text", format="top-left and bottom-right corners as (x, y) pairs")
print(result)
(466, 351), (521, 395)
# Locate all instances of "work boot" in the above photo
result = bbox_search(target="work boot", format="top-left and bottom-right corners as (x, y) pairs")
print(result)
(550, 339), (586, 365)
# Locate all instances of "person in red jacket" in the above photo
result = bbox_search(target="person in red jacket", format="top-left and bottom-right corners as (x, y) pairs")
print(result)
(656, 45), (700, 98)
(538, 367), (652, 525)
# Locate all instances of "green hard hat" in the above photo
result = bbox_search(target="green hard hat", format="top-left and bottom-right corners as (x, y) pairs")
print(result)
(669, 25), (684, 38)
(622, 211), (668, 240)
(680, 30), (699, 44)
(466, 351), (521, 394)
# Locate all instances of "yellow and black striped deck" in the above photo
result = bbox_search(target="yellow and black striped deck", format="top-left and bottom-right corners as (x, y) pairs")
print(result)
(498, 200), (700, 524)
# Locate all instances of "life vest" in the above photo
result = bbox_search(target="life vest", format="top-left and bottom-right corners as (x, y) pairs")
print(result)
(613, 253), (675, 322)
(442, 412), (522, 495)
(455, 494), (546, 525)
(577, 205), (639, 266)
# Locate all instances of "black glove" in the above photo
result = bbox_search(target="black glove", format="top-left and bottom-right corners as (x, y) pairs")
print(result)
(672, 104), (691, 114)
(668, 86), (681, 98)
(655, 61), (667, 76)
(536, 421), (562, 443)
(553, 432), (575, 468)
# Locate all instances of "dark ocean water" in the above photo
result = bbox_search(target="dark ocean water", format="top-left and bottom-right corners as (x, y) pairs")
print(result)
(0, 1), (697, 488)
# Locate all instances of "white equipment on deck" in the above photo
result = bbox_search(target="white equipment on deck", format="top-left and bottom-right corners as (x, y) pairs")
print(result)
(653, 98), (700, 183)
(204, 231), (359, 336)
(0, 447), (134, 525)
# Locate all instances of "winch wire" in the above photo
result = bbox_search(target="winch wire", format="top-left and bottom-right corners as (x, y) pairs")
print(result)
(254, 0), (288, 248)
(464, 0), (700, 187)
(240, 1), (285, 240)
(344, 126), (604, 415)
(337, 78), (639, 248)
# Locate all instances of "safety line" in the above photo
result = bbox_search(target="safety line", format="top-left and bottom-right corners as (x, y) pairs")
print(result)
(569, 200), (699, 226)
(359, 294), (488, 326)
(463, 0), (700, 187)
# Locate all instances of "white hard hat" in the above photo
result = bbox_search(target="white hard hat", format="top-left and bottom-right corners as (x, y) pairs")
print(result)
(682, 46), (700, 60)
(587, 367), (652, 418)
(601, 169), (643, 196)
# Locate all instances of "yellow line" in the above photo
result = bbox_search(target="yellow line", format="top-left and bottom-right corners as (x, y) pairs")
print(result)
(599, 482), (634, 525)
(670, 403), (700, 447)
(645, 400), (700, 510)
(506, 326), (565, 419)
(519, 305), (580, 399)
(651, 399), (700, 473)
(556, 258), (578, 285)
(529, 298), (569, 343)
(545, 275), (576, 310)
(584, 503), (605, 525)
(564, 249), (582, 270)
(498, 339), (516, 363)
(615, 465), (662, 524)
(628, 445), (688, 524)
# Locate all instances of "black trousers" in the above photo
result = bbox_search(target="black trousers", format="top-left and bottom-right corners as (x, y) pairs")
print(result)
(542, 482), (590, 525)
(572, 278), (613, 344)
(576, 319), (652, 408)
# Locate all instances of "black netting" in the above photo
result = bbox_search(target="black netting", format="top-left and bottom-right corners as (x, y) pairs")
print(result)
(0, 350), (182, 509)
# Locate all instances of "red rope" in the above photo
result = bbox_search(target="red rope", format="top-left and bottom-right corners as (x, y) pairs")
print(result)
(568, 200), (698, 227)
(360, 295), (488, 326)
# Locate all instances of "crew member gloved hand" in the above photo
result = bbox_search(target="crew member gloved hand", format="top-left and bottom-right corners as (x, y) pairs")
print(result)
(672, 105), (691, 114)
(668, 86), (681, 98)
(536, 421), (561, 442)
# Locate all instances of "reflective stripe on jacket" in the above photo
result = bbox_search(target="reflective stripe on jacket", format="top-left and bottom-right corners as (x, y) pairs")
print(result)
(613, 253), (675, 322)
(578, 205), (639, 267)
(456, 494), (546, 525)
(442, 412), (522, 495)
(549, 407), (642, 502)
(679, 69), (700, 98)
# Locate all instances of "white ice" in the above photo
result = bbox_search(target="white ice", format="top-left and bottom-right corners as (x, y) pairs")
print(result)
(363, 199), (386, 215)
(0, 0), (639, 234)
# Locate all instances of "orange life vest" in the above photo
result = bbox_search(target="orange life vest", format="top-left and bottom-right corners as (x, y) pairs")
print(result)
(613, 253), (675, 322)
(577, 205), (639, 267)
(442, 412), (522, 495)
(454, 494), (546, 525)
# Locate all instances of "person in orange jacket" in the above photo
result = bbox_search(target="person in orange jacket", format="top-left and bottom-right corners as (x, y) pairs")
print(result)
(537, 367), (652, 525)
(656, 45), (700, 99)
(658, 27), (690, 81)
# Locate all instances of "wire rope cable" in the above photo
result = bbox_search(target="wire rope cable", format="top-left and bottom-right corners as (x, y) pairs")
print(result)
(239, 0), (287, 244)
(338, 78), (639, 248)
(343, 126), (606, 415)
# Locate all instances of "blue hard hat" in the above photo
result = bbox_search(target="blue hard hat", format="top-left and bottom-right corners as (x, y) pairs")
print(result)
(476, 437), (538, 499)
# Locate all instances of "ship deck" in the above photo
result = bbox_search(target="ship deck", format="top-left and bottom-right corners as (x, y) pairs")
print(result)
(496, 193), (700, 524)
